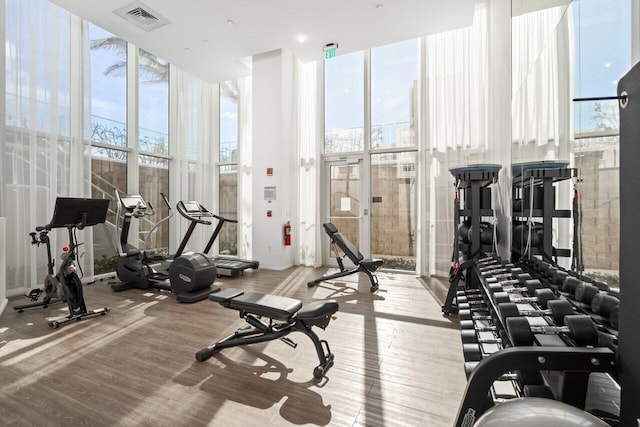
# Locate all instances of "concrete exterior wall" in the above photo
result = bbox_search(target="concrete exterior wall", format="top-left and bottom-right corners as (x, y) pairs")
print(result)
(576, 143), (620, 271)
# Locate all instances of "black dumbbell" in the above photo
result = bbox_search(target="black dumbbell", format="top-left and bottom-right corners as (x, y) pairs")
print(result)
(460, 319), (496, 331)
(493, 288), (557, 308)
(506, 314), (598, 347)
(562, 276), (583, 295)
(498, 299), (575, 325)
(591, 293), (619, 328)
(461, 329), (502, 344)
(574, 282), (601, 306)
(459, 308), (493, 321)
(489, 278), (542, 296)
(463, 340), (502, 361)
(485, 272), (532, 286)
(458, 300), (489, 311)
(456, 293), (485, 304)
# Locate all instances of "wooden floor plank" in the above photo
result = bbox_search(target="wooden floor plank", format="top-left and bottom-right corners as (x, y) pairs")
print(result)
(0, 267), (466, 426)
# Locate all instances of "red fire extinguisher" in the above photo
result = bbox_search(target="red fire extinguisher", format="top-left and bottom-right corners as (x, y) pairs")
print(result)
(283, 221), (291, 246)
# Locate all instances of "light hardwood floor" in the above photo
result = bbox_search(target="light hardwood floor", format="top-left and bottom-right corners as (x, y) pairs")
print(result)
(0, 267), (466, 427)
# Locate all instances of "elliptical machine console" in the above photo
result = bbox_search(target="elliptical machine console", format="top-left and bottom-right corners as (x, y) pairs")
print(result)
(111, 191), (218, 303)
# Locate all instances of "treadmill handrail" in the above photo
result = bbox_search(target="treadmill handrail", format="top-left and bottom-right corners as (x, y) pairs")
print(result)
(176, 201), (214, 226)
(211, 213), (238, 224)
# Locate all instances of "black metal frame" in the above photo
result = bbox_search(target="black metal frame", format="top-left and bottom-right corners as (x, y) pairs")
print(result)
(196, 290), (337, 379)
(307, 223), (382, 292)
(454, 347), (616, 426)
(39, 198), (111, 328)
(618, 61), (640, 426)
(13, 227), (65, 312)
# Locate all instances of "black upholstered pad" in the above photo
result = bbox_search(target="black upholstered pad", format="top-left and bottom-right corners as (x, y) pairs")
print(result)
(209, 288), (244, 303)
(228, 292), (303, 321)
(332, 233), (364, 263)
(323, 222), (339, 235)
(297, 300), (339, 320)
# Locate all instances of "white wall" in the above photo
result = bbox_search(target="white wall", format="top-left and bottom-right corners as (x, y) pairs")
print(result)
(251, 49), (297, 270)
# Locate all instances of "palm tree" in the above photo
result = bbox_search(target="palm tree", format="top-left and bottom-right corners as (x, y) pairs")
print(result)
(90, 37), (169, 84)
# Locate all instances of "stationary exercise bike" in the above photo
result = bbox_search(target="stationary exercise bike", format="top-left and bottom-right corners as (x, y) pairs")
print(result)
(13, 227), (66, 312)
(111, 191), (218, 303)
(21, 197), (111, 328)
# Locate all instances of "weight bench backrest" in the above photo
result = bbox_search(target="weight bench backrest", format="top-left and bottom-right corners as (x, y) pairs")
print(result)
(323, 223), (364, 264)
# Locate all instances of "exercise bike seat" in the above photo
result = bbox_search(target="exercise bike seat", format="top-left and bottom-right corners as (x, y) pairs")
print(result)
(209, 288), (303, 321)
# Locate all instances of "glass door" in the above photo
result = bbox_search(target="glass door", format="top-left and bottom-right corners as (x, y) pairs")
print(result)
(324, 158), (369, 267)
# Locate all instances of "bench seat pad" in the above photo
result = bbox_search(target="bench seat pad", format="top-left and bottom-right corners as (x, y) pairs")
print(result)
(297, 300), (339, 320)
(210, 288), (303, 321)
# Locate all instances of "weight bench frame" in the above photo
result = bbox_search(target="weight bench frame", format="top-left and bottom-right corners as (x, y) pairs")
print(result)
(307, 222), (383, 292)
(196, 288), (338, 379)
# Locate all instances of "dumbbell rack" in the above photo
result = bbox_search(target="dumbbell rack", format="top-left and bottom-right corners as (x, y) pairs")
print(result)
(454, 256), (618, 426)
(442, 165), (500, 315)
(511, 164), (577, 264)
(451, 165), (501, 258)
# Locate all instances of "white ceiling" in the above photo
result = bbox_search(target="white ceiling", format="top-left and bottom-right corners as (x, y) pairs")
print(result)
(50, 0), (475, 83)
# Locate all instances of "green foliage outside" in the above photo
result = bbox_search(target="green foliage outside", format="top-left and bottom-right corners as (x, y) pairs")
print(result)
(95, 255), (118, 275)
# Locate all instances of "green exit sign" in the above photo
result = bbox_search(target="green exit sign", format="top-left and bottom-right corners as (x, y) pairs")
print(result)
(325, 48), (336, 59)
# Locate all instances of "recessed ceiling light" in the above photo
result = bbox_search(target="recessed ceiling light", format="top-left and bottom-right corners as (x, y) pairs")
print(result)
(184, 47), (192, 53)
(226, 19), (235, 26)
(296, 34), (307, 43)
(376, 3), (384, 8)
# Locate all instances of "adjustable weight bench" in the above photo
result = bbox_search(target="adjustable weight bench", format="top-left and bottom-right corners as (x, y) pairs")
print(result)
(196, 288), (339, 379)
(307, 223), (384, 292)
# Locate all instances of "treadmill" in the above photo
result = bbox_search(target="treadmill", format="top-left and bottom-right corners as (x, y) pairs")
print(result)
(176, 200), (259, 277)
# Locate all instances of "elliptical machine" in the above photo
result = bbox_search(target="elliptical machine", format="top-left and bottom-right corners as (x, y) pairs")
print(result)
(111, 191), (218, 303)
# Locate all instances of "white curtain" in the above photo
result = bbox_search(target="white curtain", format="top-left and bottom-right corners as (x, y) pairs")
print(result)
(424, 1), (490, 276)
(4, 0), (91, 295)
(169, 67), (219, 254)
(512, 5), (574, 267)
(512, 5), (573, 161)
(297, 61), (322, 267)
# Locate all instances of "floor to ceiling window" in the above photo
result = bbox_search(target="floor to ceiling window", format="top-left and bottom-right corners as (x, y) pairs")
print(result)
(571, 0), (630, 287)
(370, 39), (419, 271)
(323, 40), (419, 271)
(219, 80), (239, 256)
(325, 51), (365, 154)
(87, 23), (128, 273)
(138, 48), (170, 257)
(87, 25), (171, 273)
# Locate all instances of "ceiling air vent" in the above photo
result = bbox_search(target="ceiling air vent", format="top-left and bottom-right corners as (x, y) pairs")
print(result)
(114, 1), (170, 31)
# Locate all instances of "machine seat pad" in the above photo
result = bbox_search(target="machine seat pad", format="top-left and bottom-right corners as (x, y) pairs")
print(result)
(297, 300), (339, 320)
(361, 259), (384, 271)
(209, 288), (245, 304)
(229, 291), (303, 321)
